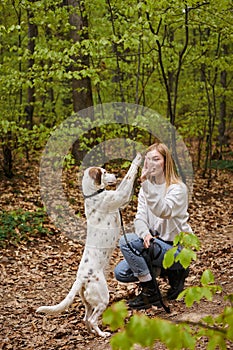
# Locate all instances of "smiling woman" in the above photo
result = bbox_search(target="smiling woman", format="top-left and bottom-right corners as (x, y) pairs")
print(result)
(114, 142), (193, 310)
(140, 143), (181, 187)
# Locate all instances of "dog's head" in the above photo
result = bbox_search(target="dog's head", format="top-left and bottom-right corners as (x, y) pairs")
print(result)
(82, 167), (116, 194)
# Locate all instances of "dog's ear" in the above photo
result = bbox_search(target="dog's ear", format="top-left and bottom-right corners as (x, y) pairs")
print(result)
(88, 167), (102, 186)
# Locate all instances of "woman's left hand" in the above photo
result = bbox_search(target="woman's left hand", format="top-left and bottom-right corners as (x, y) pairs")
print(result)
(140, 157), (150, 182)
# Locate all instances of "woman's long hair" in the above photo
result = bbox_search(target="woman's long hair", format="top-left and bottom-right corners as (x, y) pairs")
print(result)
(145, 143), (181, 188)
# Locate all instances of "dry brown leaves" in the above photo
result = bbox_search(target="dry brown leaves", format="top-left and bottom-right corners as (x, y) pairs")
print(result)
(0, 161), (232, 350)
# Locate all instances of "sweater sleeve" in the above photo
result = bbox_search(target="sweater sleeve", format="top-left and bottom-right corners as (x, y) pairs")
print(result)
(134, 187), (151, 239)
(141, 180), (188, 219)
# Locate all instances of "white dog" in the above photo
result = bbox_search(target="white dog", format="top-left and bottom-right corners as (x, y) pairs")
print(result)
(36, 154), (142, 337)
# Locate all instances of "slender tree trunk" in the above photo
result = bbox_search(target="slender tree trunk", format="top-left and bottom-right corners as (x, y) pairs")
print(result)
(218, 45), (228, 158)
(12, 2), (23, 120)
(67, 0), (93, 113)
(25, 1), (38, 129)
(25, 0), (38, 130)
(202, 33), (220, 185)
(2, 143), (13, 178)
(64, 1), (94, 162)
(152, 6), (189, 183)
(106, 0), (125, 104)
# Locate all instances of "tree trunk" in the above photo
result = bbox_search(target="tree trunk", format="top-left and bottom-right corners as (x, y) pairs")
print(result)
(218, 45), (228, 158)
(67, 0), (93, 113)
(25, 0), (38, 130)
(65, 1), (94, 163)
(2, 144), (13, 178)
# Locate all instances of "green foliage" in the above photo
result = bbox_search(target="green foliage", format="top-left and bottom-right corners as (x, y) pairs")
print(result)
(163, 232), (200, 269)
(211, 160), (233, 171)
(0, 208), (51, 247)
(103, 300), (128, 331)
(103, 271), (233, 350)
(178, 270), (222, 307)
(0, 0), (233, 174)
(0, 120), (50, 153)
(63, 153), (76, 169)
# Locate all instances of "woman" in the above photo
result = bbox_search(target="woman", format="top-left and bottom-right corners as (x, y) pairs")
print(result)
(114, 142), (193, 310)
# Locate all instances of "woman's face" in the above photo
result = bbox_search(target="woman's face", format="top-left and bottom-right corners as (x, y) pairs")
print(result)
(145, 149), (165, 178)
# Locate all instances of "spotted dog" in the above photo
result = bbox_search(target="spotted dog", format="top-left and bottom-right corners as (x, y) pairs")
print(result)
(36, 153), (142, 337)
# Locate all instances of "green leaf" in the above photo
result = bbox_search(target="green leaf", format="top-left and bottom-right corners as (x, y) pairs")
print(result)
(175, 248), (196, 269)
(127, 315), (154, 347)
(110, 331), (134, 350)
(201, 287), (214, 301)
(207, 333), (226, 350)
(163, 247), (177, 268)
(102, 301), (128, 331)
(173, 232), (200, 250)
(184, 287), (202, 307)
(201, 270), (215, 286)
(181, 327), (196, 350)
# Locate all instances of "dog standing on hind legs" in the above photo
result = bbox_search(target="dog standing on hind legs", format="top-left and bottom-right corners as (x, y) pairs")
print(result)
(36, 153), (142, 337)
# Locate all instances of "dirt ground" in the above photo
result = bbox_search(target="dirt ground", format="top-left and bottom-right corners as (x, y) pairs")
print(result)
(0, 161), (232, 350)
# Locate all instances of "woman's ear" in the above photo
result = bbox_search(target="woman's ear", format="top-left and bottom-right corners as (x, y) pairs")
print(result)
(88, 167), (102, 186)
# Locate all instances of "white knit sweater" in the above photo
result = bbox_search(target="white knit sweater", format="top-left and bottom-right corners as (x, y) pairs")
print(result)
(134, 180), (193, 242)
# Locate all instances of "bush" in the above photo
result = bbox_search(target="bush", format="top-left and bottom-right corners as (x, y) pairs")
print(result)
(0, 208), (51, 247)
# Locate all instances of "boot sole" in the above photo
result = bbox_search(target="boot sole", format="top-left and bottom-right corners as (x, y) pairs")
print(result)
(128, 300), (163, 310)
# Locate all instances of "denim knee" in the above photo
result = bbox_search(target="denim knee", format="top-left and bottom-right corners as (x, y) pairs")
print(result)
(114, 260), (138, 283)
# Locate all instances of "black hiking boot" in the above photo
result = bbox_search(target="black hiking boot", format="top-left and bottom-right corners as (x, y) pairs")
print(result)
(166, 268), (189, 300)
(127, 280), (163, 310)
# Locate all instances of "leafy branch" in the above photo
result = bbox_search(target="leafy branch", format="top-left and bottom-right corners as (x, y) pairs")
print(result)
(103, 272), (233, 350)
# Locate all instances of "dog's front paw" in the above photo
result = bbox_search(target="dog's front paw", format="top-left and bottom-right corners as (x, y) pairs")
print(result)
(133, 153), (143, 167)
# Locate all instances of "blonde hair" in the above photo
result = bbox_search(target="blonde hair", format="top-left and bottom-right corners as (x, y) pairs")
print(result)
(145, 143), (180, 187)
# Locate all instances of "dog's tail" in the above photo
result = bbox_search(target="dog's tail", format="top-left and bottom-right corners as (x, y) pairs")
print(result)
(36, 279), (81, 315)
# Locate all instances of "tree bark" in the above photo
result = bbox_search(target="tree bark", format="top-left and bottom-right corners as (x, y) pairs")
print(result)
(25, 0), (38, 130)
(67, 0), (93, 113)
(218, 45), (228, 158)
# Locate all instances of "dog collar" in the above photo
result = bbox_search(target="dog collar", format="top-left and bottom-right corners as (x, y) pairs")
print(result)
(83, 188), (105, 199)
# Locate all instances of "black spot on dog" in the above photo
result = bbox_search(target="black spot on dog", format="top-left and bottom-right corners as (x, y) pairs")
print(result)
(84, 258), (88, 263)
(98, 218), (101, 222)
(88, 269), (93, 275)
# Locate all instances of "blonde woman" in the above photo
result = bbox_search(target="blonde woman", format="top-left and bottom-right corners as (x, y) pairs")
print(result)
(114, 143), (193, 309)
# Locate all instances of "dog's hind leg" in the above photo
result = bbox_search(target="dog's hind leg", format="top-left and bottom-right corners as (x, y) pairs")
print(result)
(88, 303), (111, 338)
(83, 274), (111, 337)
(80, 288), (94, 333)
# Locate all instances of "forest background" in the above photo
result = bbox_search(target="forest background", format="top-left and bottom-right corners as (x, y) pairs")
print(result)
(0, 1), (232, 349)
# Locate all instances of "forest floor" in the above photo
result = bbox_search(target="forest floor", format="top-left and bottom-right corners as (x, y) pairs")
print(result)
(0, 158), (232, 350)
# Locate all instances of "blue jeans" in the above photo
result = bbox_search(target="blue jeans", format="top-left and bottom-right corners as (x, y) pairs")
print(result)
(114, 233), (183, 283)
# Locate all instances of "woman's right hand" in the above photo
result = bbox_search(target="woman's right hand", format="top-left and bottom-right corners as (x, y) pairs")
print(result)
(143, 233), (154, 249)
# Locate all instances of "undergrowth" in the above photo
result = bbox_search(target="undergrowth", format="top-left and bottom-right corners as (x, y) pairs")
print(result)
(0, 208), (52, 247)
